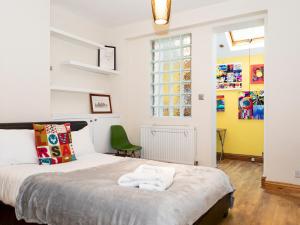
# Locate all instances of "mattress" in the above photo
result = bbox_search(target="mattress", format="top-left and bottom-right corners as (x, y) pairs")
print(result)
(15, 157), (233, 225)
(0, 153), (124, 206)
(0, 152), (233, 224)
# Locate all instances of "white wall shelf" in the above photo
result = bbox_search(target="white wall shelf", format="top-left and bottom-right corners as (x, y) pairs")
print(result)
(50, 86), (105, 94)
(52, 113), (120, 119)
(64, 60), (120, 76)
(50, 27), (105, 50)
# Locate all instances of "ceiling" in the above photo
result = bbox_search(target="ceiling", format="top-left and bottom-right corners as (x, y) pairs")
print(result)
(52, 0), (229, 27)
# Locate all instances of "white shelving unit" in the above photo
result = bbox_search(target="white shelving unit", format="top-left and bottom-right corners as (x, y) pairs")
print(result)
(50, 86), (105, 94)
(50, 27), (119, 98)
(64, 60), (119, 76)
(50, 27), (105, 50)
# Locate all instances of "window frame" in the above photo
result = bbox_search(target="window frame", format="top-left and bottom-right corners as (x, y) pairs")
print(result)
(225, 26), (265, 51)
(229, 31), (264, 47)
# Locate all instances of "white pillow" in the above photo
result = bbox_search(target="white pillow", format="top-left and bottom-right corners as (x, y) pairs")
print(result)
(0, 129), (38, 165)
(72, 126), (96, 157)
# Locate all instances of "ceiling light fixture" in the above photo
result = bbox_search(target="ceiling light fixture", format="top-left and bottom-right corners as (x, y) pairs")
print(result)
(151, 0), (172, 25)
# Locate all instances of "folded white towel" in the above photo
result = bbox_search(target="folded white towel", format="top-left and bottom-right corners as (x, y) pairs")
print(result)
(118, 164), (175, 191)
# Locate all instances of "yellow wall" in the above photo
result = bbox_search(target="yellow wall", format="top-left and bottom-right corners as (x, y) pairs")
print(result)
(217, 54), (264, 156)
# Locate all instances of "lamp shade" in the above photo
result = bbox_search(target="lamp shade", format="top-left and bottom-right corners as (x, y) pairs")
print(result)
(151, 0), (172, 25)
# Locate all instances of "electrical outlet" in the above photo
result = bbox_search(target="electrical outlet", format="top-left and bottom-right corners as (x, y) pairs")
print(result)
(251, 157), (255, 162)
(295, 170), (300, 178)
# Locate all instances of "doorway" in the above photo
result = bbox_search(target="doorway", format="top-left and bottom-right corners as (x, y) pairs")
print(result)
(215, 23), (265, 164)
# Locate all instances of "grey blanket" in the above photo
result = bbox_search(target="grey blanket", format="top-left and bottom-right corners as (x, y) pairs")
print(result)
(16, 158), (233, 225)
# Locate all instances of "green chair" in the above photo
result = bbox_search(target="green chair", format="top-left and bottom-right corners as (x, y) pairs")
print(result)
(110, 125), (142, 157)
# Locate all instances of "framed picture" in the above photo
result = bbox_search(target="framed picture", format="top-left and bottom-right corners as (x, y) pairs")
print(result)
(217, 95), (225, 112)
(216, 63), (242, 90)
(98, 46), (116, 70)
(250, 64), (264, 84)
(238, 90), (264, 120)
(90, 94), (112, 114)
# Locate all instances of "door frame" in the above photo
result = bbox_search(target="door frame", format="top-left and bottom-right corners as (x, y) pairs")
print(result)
(210, 13), (268, 167)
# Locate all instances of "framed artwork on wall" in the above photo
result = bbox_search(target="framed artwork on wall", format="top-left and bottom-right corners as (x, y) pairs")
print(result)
(216, 63), (242, 90)
(90, 94), (112, 114)
(250, 64), (264, 84)
(217, 95), (225, 112)
(98, 46), (116, 70)
(238, 90), (264, 120)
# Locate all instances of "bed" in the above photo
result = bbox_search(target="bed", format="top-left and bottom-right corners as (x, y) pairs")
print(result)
(0, 121), (234, 225)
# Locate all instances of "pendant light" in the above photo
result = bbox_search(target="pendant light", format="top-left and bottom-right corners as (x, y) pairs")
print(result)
(151, 0), (172, 25)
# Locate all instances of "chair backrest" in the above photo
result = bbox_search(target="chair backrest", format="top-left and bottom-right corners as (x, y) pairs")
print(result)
(111, 125), (130, 149)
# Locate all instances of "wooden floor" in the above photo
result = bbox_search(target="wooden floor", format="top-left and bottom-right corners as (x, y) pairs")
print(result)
(218, 160), (300, 225)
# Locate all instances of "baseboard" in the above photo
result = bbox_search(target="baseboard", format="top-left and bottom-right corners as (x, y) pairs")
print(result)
(217, 152), (263, 163)
(261, 176), (300, 194)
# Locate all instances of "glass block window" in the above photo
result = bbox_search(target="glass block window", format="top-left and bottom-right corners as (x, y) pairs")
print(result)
(151, 34), (192, 117)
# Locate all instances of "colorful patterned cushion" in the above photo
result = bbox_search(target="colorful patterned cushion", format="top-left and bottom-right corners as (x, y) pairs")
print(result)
(33, 123), (76, 165)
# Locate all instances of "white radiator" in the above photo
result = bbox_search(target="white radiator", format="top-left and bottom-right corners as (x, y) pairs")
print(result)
(140, 126), (197, 165)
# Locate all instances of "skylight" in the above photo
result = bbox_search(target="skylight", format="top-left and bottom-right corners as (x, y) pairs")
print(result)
(226, 26), (264, 51)
(231, 26), (264, 42)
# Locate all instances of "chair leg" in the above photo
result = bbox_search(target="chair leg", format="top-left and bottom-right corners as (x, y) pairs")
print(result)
(116, 151), (124, 157)
(115, 151), (139, 158)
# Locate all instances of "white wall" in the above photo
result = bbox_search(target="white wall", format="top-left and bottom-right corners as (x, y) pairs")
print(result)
(50, 3), (117, 115)
(112, 15), (267, 168)
(110, 0), (300, 185)
(263, 0), (300, 185)
(112, 26), (216, 166)
(0, 0), (50, 122)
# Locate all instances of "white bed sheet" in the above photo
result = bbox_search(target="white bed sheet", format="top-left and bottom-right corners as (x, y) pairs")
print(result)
(0, 153), (123, 207)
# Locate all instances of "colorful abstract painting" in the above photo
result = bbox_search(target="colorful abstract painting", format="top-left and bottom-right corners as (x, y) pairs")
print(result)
(216, 63), (242, 90)
(250, 64), (264, 84)
(238, 90), (264, 120)
(217, 95), (225, 112)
